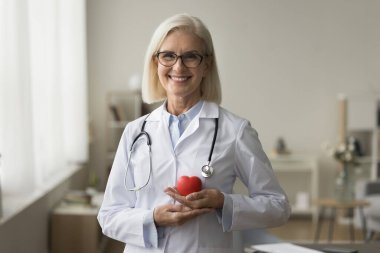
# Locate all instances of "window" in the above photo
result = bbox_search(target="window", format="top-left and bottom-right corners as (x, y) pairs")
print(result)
(0, 0), (88, 217)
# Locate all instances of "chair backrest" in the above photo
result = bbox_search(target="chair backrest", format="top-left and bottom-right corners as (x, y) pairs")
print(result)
(366, 180), (380, 196)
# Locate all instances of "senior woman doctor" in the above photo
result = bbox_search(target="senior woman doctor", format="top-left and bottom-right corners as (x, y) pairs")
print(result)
(98, 13), (290, 253)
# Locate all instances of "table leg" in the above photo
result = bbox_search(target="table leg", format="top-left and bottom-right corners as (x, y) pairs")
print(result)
(314, 206), (326, 243)
(328, 207), (336, 242)
(348, 208), (355, 242)
(366, 230), (375, 241)
(358, 207), (367, 242)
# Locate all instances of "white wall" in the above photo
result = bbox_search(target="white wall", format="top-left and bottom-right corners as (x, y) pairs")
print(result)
(87, 0), (380, 197)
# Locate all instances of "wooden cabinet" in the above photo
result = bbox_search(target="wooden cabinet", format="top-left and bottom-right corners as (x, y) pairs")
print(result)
(50, 203), (101, 253)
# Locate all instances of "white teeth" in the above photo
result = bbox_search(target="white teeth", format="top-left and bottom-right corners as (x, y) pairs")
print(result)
(171, 76), (188, 81)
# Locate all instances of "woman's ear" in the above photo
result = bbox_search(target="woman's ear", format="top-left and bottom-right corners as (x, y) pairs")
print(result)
(153, 54), (158, 65)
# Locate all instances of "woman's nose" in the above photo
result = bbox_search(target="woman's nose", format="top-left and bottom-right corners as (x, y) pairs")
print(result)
(172, 57), (186, 70)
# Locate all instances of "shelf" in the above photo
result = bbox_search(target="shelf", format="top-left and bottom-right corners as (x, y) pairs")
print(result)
(347, 95), (380, 179)
(107, 120), (129, 128)
(271, 165), (316, 172)
(269, 154), (319, 223)
(105, 91), (143, 181)
(291, 206), (316, 216)
(355, 156), (372, 164)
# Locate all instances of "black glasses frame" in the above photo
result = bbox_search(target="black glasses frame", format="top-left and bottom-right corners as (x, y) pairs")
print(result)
(155, 51), (207, 68)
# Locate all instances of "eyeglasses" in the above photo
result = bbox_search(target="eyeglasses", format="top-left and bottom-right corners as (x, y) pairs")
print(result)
(156, 51), (207, 68)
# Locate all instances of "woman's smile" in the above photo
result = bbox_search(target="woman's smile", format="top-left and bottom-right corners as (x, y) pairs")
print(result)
(168, 74), (191, 82)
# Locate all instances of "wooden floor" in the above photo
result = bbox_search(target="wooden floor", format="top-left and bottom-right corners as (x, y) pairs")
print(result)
(104, 239), (124, 253)
(268, 216), (376, 243)
(104, 216), (379, 253)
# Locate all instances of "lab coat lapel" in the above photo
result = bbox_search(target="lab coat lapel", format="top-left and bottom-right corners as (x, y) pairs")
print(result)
(176, 101), (219, 147)
(177, 116), (199, 143)
(145, 103), (174, 155)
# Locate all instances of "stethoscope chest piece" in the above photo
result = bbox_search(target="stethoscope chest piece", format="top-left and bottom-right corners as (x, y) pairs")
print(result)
(201, 164), (214, 178)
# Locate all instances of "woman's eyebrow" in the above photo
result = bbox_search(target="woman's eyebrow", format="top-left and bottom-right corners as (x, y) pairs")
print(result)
(158, 50), (201, 54)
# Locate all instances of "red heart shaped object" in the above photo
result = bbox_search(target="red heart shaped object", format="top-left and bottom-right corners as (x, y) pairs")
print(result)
(176, 176), (202, 196)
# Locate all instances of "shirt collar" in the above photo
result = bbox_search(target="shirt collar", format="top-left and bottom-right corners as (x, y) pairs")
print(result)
(146, 100), (218, 122)
(163, 100), (204, 125)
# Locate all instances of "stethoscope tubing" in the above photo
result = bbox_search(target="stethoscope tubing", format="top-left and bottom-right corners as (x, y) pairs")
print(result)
(124, 144), (152, 191)
(208, 118), (219, 163)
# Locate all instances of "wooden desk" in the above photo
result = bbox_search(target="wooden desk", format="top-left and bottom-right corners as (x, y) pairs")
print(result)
(50, 191), (106, 253)
(314, 198), (370, 243)
(51, 203), (101, 253)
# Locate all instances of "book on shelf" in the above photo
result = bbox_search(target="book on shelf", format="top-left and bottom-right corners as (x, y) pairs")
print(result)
(109, 104), (128, 121)
(109, 105), (121, 121)
(115, 103), (127, 121)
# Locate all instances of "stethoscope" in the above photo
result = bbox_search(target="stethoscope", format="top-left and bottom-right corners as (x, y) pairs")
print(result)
(124, 115), (219, 191)
(201, 117), (218, 178)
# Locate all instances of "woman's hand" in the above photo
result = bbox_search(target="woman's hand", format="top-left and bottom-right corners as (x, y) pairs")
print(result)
(164, 187), (225, 210)
(153, 203), (213, 227)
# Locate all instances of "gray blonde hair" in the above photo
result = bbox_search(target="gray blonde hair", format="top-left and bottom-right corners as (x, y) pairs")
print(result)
(141, 13), (222, 104)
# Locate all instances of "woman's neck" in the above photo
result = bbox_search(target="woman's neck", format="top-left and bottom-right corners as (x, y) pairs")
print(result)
(166, 96), (201, 116)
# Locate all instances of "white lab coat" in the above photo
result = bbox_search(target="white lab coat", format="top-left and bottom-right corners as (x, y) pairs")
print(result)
(98, 101), (290, 253)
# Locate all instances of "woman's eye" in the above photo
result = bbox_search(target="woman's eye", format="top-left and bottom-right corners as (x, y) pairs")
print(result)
(183, 53), (198, 60)
(161, 53), (176, 60)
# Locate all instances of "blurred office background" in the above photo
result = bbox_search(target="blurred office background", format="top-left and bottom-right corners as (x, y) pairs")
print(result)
(0, 0), (379, 252)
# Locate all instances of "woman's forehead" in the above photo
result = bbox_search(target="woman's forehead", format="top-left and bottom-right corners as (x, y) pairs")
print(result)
(159, 30), (206, 52)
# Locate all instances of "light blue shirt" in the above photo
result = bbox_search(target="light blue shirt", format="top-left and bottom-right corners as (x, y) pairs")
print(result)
(163, 100), (203, 148)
